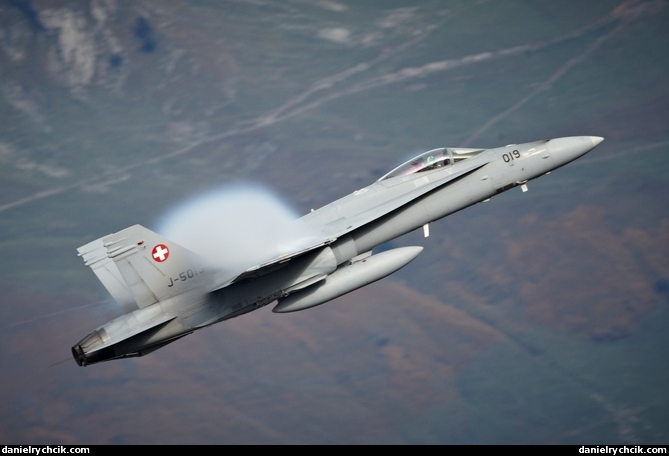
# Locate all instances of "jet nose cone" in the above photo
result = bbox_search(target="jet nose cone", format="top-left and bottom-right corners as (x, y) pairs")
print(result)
(590, 136), (604, 147)
(549, 136), (603, 167)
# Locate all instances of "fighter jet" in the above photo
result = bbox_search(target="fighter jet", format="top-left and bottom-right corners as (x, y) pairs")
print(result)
(72, 136), (603, 366)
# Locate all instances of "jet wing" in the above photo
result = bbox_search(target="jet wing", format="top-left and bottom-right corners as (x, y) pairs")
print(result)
(219, 162), (488, 289)
(303, 161), (488, 241)
(221, 162), (488, 287)
(224, 238), (337, 286)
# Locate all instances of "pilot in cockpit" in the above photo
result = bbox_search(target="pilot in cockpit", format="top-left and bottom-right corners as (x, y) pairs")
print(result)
(423, 152), (450, 171)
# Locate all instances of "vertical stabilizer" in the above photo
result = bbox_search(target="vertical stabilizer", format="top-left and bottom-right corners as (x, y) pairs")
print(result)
(78, 238), (138, 314)
(78, 225), (212, 311)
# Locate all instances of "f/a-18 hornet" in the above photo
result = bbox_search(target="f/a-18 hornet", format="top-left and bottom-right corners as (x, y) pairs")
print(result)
(72, 136), (603, 366)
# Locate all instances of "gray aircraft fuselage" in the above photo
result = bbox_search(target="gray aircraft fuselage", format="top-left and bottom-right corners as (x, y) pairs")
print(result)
(72, 136), (603, 366)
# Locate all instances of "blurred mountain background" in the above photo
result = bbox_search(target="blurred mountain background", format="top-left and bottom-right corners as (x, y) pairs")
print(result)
(1, 0), (668, 444)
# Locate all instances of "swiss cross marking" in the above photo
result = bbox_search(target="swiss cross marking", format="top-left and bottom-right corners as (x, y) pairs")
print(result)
(152, 244), (170, 262)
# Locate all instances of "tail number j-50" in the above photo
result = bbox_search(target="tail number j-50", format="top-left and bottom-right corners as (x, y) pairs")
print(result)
(168, 267), (205, 287)
(503, 150), (521, 163)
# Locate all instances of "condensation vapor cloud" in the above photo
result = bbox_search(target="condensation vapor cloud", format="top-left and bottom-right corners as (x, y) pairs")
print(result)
(156, 185), (318, 276)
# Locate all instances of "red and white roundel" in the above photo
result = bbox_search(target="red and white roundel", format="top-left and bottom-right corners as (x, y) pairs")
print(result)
(152, 244), (170, 262)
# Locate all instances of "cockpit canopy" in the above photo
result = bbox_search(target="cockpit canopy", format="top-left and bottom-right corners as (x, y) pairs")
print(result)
(378, 147), (484, 181)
